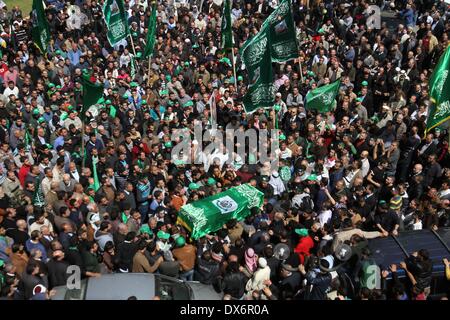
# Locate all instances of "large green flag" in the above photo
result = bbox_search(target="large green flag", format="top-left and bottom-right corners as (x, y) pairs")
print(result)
(143, 2), (157, 59)
(177, 184), (264, 239)
(241, 24), (275, 113)
(80, 74), (104, 121)
(305, 79), (341, 113)
(263, 0), (299, 63)
(221, 0), (233, 51)
(426, 45), (450, 134)
(31, 0), (50, 54)
(103, 0), (130, 46)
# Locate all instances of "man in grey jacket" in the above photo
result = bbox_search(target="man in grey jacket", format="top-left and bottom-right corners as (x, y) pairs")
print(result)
(286, 87), (303, 108)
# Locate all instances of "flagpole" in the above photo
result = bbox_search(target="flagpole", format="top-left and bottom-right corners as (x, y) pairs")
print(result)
(129, 33), (137, 57)
(147, 56), (152, 87)
(81, 122), (86, 170)
(231, 48), (237, 89)
(298, 57), (304, 84)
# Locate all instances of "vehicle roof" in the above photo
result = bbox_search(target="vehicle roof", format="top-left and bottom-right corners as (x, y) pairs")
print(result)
(85, 273), (155, 300)
(369, 228), (450, 277)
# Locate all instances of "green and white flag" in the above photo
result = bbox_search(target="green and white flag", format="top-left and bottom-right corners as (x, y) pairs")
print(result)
(177, 184), (264, 239)
(426, 45), (450, 134)
(33, 176), (45, 207)
(221, 0), (233, 51)
(143, 1), (157, 59)
(103, 0), (130, 46)
(240, 24), (275, 113)
(263, 0), (298, 63)
(80, 73), (104, 121)
(92, 155), (100, 192)
(31, 0), (50, 54)
(305, 79), (341, 113)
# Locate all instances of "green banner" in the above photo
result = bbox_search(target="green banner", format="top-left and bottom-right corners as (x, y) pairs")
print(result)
(263, 0), (298, 63)
(241, 25), (275, 113)
(305, 79), (341, 113)
(143, 2), (157, 59)
(221, 0), (233, 51)
(177, 184), (264, 239)
(103, 0), (130, 46)
(80, 74), (104, 121)
(92, 155), (100, 192)
(426, 45), (450, 134)
(31, 0), (50, 54)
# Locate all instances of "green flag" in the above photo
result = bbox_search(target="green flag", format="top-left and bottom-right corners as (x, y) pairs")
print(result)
(177, 184), (264, 239)
(80, 74), (104, 121)
(426, 45), (450, 134)
(31, 0), (50, 54)
(24, 128), (33, 147)
(305, 79), (341, 113)
(221, 0), (233, 51)
(92, 155), (100, 192)
(103, 0), (130, 46)
(143, 2), (157, 59)
(263, 0), (299, 63)
(32, 176), (45, 207)
(109, 105), (117, 118)
(240, 24), (275, 113)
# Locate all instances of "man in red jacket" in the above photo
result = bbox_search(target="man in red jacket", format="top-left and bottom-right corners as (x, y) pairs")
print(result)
(294, 228), (314, 265)
(18, 156), (31, 187)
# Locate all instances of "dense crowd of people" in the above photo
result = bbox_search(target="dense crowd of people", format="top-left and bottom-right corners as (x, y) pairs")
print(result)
(0, 0), (450, 300)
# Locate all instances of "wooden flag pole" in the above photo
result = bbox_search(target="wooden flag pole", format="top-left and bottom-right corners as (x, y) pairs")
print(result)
(147, 56), (152, 87)
(129, 33), (137, 56)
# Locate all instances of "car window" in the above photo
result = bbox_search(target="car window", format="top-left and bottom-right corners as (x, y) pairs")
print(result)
(64, 279), (88, 300)
(155, 276), (191, 300)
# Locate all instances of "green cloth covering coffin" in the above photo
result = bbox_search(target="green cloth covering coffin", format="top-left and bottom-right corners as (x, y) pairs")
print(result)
(177, 184), (264, 239)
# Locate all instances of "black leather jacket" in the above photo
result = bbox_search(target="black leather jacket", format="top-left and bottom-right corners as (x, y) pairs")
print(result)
(405, 255), (432, 289)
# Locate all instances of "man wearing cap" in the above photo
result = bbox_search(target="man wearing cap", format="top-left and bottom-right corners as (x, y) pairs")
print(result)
(63, 109), (82, 130)
(156, 230), (172, 253)
(172, 236), (197, 281)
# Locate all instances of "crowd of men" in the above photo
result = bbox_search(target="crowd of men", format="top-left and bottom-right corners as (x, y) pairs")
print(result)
(0, 0), (450, 300)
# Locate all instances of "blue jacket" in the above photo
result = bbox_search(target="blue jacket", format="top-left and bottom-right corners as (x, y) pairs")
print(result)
(400, 9), (415, 27)
(25, 239), (48, 262)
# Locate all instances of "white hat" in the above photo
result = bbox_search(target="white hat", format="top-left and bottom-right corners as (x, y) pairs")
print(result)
(275, 92), (282, 97)
(90, 213), (100, 224)
(258, 257), (268, 268)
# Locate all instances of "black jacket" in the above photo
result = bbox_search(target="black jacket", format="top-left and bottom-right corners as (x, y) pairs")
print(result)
(405, 255), (432, 290)
(117, 241), (138, 272)
(46, 259), (70, 289)
(195, 258), (220, 285)
(304, 272), (332, 300)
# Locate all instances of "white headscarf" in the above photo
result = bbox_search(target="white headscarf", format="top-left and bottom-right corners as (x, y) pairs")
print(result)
(269, 171), (286, 196)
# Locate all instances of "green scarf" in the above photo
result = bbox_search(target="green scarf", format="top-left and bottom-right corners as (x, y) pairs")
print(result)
(121, 212), (129, 224)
